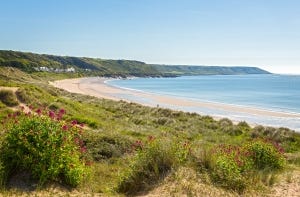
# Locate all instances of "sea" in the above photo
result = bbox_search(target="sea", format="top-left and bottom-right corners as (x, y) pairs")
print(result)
(107, 74), (300, 131)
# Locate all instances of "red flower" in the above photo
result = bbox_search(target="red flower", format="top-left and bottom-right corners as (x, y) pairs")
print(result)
(62, 125), (68, 131)
(79, 123), (84, 127)
(71, 120), (78, 125)
(59, 108), (66, 114)
(80, 146), (87, 153)
(79, 139), (84, 147)
(36, 108), (42, 115)
(49, 111), (55, 119)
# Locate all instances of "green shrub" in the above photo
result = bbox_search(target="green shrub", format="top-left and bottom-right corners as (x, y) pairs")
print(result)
(209, 144), (251, 192)
(84, 134), (132, 161)
(244, 140), (286, 170)
(205, 139), (286, 192)
(0, 108), (90, 187)
(212, 155), (246, 191)
(117, 137), (190, 194)
(0, 90), (18, 107)
(15, 88), (31, 104)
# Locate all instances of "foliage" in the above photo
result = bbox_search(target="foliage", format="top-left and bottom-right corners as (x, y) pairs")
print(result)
(0, 90), (18, 107)
(117, 137), (190, 194)
(83, 133), (133, 161)
(205, 139), (286, 192)
(244, 139), (286, 170)
(0, 50), (269, 77)
(0, 108), (90, 187)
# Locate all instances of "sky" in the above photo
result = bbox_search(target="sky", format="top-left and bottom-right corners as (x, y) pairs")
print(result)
(1, 0), (300, 74)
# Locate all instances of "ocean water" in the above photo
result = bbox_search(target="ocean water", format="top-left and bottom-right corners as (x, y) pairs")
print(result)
(107, 75), (300, 130)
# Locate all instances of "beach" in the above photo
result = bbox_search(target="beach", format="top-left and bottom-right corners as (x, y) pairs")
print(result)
(50, 77), (300, 129)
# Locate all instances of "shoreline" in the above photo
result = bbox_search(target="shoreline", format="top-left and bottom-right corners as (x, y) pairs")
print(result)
(50, 77), (300, 130)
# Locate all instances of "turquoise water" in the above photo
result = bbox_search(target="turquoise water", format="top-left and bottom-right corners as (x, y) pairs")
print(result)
(107, 75), (300, 130)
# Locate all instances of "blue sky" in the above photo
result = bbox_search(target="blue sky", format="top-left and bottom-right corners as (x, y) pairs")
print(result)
(1, 0), (300, 73)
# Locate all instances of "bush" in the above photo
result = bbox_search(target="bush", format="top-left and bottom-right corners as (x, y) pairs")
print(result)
(205, 139), (286, 192)
(0, 108), (90, 186)
(0, 90), (18, 107)
(117, 137), (190, 194)
(84, 134), (132, 161)
(15, 88), (30, 104)
(244, 140), (285, 170)
(212, 155), (246, 191)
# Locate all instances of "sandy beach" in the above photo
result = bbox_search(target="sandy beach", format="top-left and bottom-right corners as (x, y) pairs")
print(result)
(50, 77), (300, 129)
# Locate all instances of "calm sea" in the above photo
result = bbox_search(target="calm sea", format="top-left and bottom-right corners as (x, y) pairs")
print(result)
(107, 75), (300, 130)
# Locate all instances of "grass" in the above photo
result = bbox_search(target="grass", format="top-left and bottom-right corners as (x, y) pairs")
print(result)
(0, 90), (18, 107)
(0, 67), (300, 196)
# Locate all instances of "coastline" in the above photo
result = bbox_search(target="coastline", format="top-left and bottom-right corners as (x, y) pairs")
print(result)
(50, 77), (300, 130)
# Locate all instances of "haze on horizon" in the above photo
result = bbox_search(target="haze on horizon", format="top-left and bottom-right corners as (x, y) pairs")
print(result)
(1, 0), (300, 74)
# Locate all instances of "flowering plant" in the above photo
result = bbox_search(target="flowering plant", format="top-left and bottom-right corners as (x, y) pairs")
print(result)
(0, 107), (90, 186)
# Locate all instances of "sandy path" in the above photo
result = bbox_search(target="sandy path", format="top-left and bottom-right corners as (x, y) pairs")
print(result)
(50, 77), (300, 121)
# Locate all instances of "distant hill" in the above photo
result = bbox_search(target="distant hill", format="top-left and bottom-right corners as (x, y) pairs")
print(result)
(0, 50), (270, 77)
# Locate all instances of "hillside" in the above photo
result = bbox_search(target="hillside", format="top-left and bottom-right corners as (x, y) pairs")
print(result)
(0, 50), (270, 77)
(152, 64), (270, 75)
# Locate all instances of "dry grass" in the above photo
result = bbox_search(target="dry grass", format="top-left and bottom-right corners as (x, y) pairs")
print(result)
(137, 167), (240, 197)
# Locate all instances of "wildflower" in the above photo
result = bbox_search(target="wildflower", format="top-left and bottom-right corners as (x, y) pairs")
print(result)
(79, 139), (84, 147)
(59, 108), (66, 115)
(36, 108), (42, 115)
(80, 146), (87, 153)
(62, 125), (68, 131)
(79, 123), (84, 127)
(71, 120), (78, 125)
(20, 106), (25, 111)
(49, 111), (55, 119)
(131, 140), (143, 151)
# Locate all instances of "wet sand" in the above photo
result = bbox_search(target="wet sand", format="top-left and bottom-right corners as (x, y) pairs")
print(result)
(50, 77), (300, 123)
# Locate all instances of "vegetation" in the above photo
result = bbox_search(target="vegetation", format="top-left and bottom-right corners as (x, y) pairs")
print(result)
(200, 140), (286, 192)
(0, 50), (270, 77)
(152, 64), (270, 75)
(0, 90), (18, 107)
(117, 137), (190, 194)
(0, 66), (298, 196)
(0, 108), (89, 187)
